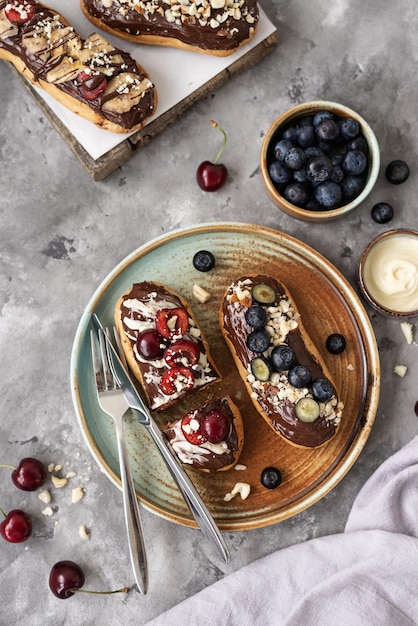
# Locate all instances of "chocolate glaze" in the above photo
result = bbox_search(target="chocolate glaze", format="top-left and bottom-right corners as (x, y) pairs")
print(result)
(0, 1), (156, 130)
(164, 397), (239, 471)
(221, 275), (340, 447)
(82, 0), (259, 53)
(119, 281), (220, 410)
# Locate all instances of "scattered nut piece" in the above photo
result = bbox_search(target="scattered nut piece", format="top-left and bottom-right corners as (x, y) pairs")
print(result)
(42, 506), (54, 517)
(51, 475), (68, 489)
(71, 486), (85, 503)
(394, 364), (408, 377)
(79, 525), (90, 541)
(54, 464), (63, 472)
(234, 464), (247, 471)
(66, 471), (77, 478)
(400, 322), (415, 345)
(47, 463), (55, 472)
(347, 363), (355, 371)
(223, 482), (251, 502)
(193, 283), (211, 304)
(38, 489), (51, 504)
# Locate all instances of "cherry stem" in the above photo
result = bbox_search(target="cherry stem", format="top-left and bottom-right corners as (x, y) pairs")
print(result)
(71, 587), (130, 596)
(0, 506), (6, 519)
(0, 464), (16, 471)
(209, 120), (227, 165)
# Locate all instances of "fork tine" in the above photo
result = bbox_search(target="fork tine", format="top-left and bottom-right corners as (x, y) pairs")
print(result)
(90, 330), (104, 392)
(98, 329), (114, 391)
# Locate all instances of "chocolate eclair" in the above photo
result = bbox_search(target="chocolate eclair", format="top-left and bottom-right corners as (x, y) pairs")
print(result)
(81, 0), (259, 57)
(220, 275), (344, 448)
(163, 396), (244, 472)
(0, 0), (157, 132)
(114, 281), (221, 411)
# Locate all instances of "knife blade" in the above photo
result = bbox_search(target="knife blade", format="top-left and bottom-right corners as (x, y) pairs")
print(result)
(91, 314), (230, 564)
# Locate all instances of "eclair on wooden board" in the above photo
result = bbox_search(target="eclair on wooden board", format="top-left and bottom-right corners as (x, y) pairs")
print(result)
(0, 0), (157, 133)
(220, 275), (344, 448)
(80, 0), (259, 57)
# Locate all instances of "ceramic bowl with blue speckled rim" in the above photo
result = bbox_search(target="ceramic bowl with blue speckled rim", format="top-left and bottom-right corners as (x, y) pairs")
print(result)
(260, 101), (380, 222)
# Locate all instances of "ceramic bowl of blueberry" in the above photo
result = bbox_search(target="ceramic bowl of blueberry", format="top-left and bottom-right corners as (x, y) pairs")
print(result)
(260, 101), (380, 222)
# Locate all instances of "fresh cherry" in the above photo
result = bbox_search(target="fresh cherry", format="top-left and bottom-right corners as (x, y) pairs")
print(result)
(0, 508), (32, 543)
(136, 329), (167, 360)
(201, 410), (230, 444)
(164, 339), (200, 368)
(5, 0), (36, 23)
(76, 71), (107, 102)
(155, 307), (189, 340)
(1, 457), (47, 491)
(49, 560), (129, 600)
(160, 366), (194, 396)
(197, 120), (228, 192)
(181, 413), (208, 445)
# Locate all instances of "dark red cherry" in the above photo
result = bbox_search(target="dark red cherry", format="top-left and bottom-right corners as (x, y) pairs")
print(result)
(11, 457), (46, 491)
(5, 0), (36, 23)
(201, 410), (229, 444)
(164, 339), (200, 368)
(136, 329), (167, 360)
(197, 120), (228, 192)
(0, 509), (32, 543)
(155, 308), (189, 340)
(49, 561), (85, 599)
(181, 413), (207, 445)
(160, 366), (194, 396)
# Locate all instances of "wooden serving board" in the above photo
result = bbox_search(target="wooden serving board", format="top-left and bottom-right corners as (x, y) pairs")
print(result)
(8, 31), (278, 181)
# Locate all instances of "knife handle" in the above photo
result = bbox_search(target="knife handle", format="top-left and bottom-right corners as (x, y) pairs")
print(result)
(139, 412), (230, 564)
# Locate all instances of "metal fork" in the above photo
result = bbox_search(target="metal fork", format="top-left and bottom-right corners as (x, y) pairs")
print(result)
(90, 329), (148, 594)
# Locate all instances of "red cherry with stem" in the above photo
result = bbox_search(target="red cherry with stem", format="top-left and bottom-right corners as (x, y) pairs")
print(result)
(136, 329), (167, 360)
(197, 120), (228, 192)
(49, 561), (130, 599)
(0, 507), (32, 543)
(0, 457), (47, 491)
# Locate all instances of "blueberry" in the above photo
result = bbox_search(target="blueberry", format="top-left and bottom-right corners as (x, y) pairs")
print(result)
(306, 155), (333, 183)
(339, 118), (359, 139)
(313, 110), (334, 127)
(273, 139), (294, 162)
(310, 378), (334, 402)
(246, 330), (270, 353)
(342, 150), (367, 175)
(269, 161), (292, 186)
(347, 136), (368, 153)
(245, 305), (268, 329)
(304, 146), (323, 160)
(260, 467), (282, 489)
(315, 181), (343, 209)
(331, 165), (344, 183)
(282, 125), (298, 142)
(371, 202), (394, 224)
(330, 152), (345, 166)
(288, 365), (312, 388)
(305, 198), (323, 211)
(326, 333), (346, 354)
(293, 167), (309, 183)
(385, 160), (410, 184)
(295, 124), (316, 148)
(315, 119), (340, 142)
(270, 344), (296, 371)
(284, 146), (306, 170)
(283, 182), (309, 207)
(341, 175), (365, 200)
(193, 250), (215, 272)
(299, 115), (314, 127)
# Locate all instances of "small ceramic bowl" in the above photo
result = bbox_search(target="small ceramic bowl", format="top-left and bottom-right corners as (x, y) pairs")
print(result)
(358, 229), (418, 317)
(260, 101), (380, 222)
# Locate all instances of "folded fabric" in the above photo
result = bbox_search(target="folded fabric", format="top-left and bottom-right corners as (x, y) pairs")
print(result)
(147, 436), (418, 626)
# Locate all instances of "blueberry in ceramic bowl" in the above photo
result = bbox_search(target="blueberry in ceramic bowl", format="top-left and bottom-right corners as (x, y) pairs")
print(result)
(358, 229), (418, 317)
(260, 101), (380, 222)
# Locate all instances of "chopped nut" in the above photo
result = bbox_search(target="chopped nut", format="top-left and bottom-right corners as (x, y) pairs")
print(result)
(223, 482), (251, 501)
(66, 471), (77, 478)
(400, 322), (415, 345)
(47, 463), (55, 473)
(394, 364), (408, 377)
(71, 487), (85, 503)
(54, 464), (63, 472)
(38, 489), (51, 504)
(79, 525), (90, 541)
(347, 363), (355, 371)
(234, 464), (247, 471)
(51, 475), (68, 489)
(193, 283), (211, 304)
(42, 506), (54, 517)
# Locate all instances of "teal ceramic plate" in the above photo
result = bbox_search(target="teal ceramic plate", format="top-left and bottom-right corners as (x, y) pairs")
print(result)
(70, 223), (380, 530)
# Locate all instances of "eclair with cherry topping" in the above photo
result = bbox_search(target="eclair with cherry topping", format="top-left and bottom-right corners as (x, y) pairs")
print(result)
(80, 0), (259, 57)
(163, 396), (244, 472)
(220, 275), (344, 448)
(0, 0), (157, 132)
(114, 281), (221, 411)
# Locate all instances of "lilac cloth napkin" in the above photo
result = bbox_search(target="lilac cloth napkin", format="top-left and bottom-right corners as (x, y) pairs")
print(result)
(147, 436), (418, 625)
